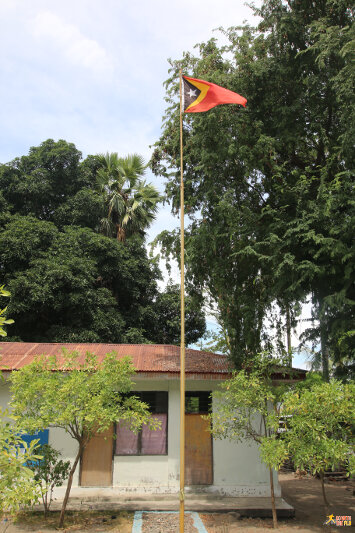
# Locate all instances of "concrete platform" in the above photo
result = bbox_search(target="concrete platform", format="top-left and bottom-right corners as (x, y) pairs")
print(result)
(48, 492), (294, 518)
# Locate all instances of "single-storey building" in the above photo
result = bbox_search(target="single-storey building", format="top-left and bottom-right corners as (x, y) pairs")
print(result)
(0, 342), (306, 499)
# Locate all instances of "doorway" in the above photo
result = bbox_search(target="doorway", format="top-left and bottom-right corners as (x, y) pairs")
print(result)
(185, 391), (213, 485)
(80, 425), (113, 486)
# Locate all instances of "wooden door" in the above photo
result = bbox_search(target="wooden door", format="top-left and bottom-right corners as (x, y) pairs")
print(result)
(185, 414), (213, 485)
(80, 425), (113, 486)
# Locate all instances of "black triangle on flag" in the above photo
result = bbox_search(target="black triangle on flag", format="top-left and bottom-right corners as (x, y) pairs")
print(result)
(182, 78), (201, 112)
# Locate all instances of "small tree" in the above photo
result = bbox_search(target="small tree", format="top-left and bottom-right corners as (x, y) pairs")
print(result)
(10, 350), (157, 528)
(0, 409), (42, 530)
(208, 355), (291, 528)
(282, 380), (355, 512)
(26, 444), (70, 517)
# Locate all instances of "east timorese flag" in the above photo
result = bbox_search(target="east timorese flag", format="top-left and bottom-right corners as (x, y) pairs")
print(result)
(183, 75), (247, 113)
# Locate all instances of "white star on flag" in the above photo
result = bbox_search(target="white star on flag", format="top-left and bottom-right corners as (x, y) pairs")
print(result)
(188, 89), (197, 98)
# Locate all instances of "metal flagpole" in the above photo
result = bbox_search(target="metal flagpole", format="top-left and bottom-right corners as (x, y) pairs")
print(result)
(179, 68), (186, 533)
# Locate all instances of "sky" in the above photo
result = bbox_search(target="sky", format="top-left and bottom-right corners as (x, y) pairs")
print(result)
(0, 0), (259, 162)
(0, 0), (310, 368)
(0, 0), (263, 237)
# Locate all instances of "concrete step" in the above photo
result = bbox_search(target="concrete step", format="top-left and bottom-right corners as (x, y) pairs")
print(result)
(47, 495), (295, 518)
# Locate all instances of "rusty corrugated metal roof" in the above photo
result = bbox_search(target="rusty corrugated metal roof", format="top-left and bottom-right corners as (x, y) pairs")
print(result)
(0, 342), (232, 377)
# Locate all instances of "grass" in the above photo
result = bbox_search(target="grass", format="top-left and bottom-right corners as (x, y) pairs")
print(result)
(13, 510), (133, 531)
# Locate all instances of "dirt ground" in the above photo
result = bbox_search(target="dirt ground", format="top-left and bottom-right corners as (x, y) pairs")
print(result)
(2, 473), (354, 533)
(1, 511), (133, 533)
(200, 473), (354, 532)
(142, 513), (198, 532)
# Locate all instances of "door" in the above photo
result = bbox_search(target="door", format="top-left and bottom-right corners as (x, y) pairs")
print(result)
(185, 414), (213, 485)
(80, 425), (113, 486)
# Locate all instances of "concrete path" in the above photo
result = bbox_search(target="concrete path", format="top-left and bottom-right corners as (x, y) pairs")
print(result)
(47, 493), (294, 518)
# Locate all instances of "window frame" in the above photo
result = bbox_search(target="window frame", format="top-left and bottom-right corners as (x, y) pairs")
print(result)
(115, 391), (168, 457)
(185, 391), (212, 414)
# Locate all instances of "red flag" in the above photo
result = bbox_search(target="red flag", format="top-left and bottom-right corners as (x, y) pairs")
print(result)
(183, 75), (247, 113)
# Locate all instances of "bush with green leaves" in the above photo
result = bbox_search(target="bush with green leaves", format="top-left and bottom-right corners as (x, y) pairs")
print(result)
(26, 444), (71, 517)
(0, 409), (42, 521)
(282, 380), (355, 511)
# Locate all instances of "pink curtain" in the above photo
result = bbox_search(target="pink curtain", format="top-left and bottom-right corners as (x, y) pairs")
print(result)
(115, 422), (139, 455)
(141, 414), (167, 455)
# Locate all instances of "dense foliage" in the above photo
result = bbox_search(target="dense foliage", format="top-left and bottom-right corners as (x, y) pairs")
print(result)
(0, 139), (205, 345)
(0, 408), (41, 517)
(147, 283), (206, 345)
(152, 0), (354, 377)
(283, 380), (355, 509)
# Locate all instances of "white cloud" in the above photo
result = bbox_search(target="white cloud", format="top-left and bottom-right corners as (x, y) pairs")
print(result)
(29, 11), (113, 75)
(0, 0), (261, 164)
(0, 0), (20, 13)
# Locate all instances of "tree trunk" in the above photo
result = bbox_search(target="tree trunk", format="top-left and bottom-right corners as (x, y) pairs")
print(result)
(116, 225), (126, 242)
(269, 467), (278, 528)
(320, 471), (330, 512)
(286, 304), (292, 367)
(1, 520), (10, 533)
(43, 486), (50, 518)
(58, 444), (82, 528)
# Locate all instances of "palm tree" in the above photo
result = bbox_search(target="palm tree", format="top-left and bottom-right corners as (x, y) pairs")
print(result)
(96, 153), (160, 242)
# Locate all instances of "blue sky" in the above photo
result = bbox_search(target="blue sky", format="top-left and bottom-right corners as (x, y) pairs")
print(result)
(0, 0), (310, 368)
(0, 0), (259, 163)
(0, 0), (262, 238)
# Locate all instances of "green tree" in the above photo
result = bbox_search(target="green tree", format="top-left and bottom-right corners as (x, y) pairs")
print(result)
(198, 328), (231, 356)
(283, 380), (355, 512)
(147, 283), (206, 345)
(10, 350), (157, 528)
(208, 355), (290, 528)
(0, 139), (95, 222)
(0, 409), (42, 524)
(0, 141), (206, 345)
(0, 221), (154, 342)
(0, 222), (205, 344)
(97, 153), (161, 241)
(152, 0), (354, 375)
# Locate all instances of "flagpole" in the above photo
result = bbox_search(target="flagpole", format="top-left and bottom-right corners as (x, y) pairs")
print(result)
(179, 68), (186, 533)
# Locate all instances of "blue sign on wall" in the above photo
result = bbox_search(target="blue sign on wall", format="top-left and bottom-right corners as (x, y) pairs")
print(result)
(20, 429), (49, 447)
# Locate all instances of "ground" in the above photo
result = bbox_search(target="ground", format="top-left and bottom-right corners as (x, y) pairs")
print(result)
(2, 473), (353, 532)
(200, 472), (354, 532)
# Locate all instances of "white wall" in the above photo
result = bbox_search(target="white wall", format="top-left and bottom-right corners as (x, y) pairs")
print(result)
(0, 376), (280, 496)
(212, 405), (280, 496)
(49, 427), (80, 486)
(0, 380), (11, 415)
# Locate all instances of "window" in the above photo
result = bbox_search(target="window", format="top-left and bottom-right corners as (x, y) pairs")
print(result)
(185, 391), (212, 414)
(115, 392), (168, 456)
